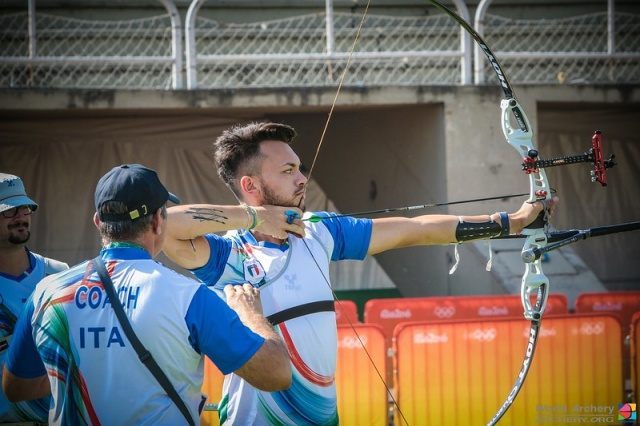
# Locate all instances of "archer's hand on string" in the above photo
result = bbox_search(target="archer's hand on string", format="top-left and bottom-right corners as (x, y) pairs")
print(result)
(252, 205), (305, 239)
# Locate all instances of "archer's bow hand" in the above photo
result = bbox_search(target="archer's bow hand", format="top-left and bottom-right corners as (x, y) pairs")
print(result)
(253, 205), (306, 239)
(510, 196), (560, 234)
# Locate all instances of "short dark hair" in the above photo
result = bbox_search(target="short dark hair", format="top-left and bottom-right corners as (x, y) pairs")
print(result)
(98, 200), (166, 244)
(213, 122), (297, 197)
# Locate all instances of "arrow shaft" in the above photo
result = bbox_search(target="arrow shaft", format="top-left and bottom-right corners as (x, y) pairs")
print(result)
(305, 192), (530, 221)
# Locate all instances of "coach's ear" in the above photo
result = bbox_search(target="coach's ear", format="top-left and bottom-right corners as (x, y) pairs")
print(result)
(93, 212), (100, 229)
(151, 208), (163, 236)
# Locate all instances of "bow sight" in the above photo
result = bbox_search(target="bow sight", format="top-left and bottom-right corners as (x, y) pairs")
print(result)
(522, 130), (616, 186)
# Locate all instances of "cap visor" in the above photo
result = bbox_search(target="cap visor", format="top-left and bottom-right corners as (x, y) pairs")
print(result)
(0, 196), (38, 213)
(168, 192), (180, 205)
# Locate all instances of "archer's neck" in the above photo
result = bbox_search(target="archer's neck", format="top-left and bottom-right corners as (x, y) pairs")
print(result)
(249, 230), (288, 246)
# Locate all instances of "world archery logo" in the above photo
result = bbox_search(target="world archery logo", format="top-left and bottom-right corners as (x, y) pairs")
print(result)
(618, 403), (636, 422)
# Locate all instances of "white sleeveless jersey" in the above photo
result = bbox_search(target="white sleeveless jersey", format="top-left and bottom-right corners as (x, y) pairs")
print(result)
(194, 212), (372, 425)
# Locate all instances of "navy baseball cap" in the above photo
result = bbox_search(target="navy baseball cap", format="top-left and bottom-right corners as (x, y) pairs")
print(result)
(95, 164), (180, 222)
(0, 173), (38, 213)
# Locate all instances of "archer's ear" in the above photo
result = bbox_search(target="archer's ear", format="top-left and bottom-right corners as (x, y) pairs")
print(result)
(93, 212), (100, 229)
(239, 175), (260, 197)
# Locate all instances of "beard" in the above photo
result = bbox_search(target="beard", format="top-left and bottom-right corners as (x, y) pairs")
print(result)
(261, 182), (306, 212)
(7, 222), (31, 245)
(8, 231), (30, 245)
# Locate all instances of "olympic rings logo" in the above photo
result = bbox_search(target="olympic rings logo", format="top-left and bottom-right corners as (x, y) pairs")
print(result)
(465, 328), (497, 342)
(338, 335), (368, 349)
(578, 322), (605, 335)
(433, 306), (456, 318)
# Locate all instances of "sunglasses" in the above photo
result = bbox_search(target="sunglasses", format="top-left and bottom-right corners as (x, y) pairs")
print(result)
(2, 205), (34, 219)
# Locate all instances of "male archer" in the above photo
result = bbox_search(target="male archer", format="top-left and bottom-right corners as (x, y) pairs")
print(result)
(162, 121), (558, 425)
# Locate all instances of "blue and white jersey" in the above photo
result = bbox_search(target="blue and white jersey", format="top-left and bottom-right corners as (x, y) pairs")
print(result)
(193, 212), (372, 425)
(0, 249), (67, 423)
(5, 246), (264, 425)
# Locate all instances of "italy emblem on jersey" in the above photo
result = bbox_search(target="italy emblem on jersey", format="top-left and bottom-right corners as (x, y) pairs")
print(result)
(243, 258), (266, 286)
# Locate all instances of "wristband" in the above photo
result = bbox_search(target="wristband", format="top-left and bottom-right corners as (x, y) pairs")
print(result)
(243, 205), (258, 229)
(497, 211), (510, 236)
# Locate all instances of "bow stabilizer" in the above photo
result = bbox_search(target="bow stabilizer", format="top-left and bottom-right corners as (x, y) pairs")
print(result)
(521, 220), (640, 262)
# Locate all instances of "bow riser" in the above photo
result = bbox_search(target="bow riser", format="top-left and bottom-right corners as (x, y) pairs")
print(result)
(501, 98), (551, 321)
(520, 253), (549, 320)
(501, 99), (550, 203)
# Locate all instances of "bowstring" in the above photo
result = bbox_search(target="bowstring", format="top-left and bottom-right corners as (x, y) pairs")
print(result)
(305, 2), (369, 182)
(299, 1), (410, 424)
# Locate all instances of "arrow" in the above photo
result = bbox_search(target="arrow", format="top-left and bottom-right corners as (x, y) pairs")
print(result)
(304, 192), (533, 222)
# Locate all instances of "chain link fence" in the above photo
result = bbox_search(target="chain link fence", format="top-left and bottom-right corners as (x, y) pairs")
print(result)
(1, 2), (639, 90)
(479, 12), (640, 85)
(193, 12), (464, 88)
(0, 10), (179, 89)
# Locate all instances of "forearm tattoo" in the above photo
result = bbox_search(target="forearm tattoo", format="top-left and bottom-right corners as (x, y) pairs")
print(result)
(185, 207), (228, 224)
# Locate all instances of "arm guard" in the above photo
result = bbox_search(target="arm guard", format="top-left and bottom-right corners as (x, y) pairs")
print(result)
(455, 216), (502, 242)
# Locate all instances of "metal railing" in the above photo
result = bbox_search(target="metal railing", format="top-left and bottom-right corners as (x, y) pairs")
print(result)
(0, 0), (638, 90)
(185, 0), (472, 89)
(0, 0), (182, 89)
(474, 0), (640, 85)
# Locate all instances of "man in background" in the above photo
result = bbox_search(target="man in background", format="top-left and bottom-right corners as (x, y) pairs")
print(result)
(0, 173), (69, 423)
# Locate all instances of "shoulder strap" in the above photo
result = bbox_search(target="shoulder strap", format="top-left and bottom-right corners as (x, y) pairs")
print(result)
(92, 256), (195, 426)
(266, 300), (335, 326)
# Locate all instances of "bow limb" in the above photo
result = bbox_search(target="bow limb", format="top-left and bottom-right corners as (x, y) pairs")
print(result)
(426, 1), (551, 424)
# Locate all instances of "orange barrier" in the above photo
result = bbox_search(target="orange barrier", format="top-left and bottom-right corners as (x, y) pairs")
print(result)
(364, 294), (568, 388)
(631, 312), (640, 405)
(575, 291), (640, 336)
(393, 314), (623, 426)
(335, 299), (360, 325)
(336, 324), (389, 426)
(364, 294), (569, 343)
(200, 356), (225, 426)
(575, 291), (640, 393)
(203, 325), (388, 426)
